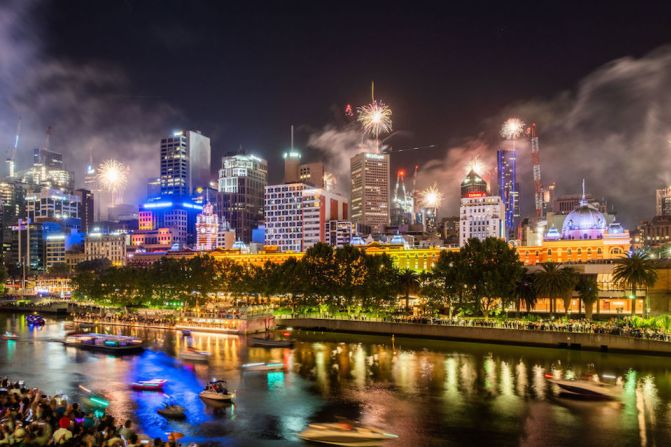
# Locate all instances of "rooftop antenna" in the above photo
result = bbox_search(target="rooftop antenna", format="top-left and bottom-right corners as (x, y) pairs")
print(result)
(371, 80), (375, 102)
(581, 178), (586, 205)
(291, 124), (294, 150)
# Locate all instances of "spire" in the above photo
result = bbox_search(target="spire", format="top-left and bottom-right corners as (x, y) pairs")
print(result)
(580, 178), (587, 206)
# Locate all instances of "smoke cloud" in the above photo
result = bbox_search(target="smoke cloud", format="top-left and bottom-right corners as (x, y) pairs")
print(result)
(0, 1), (181, 205)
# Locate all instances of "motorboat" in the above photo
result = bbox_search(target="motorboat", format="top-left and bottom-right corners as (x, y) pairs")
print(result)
(26, 314), (45, 326)
(249, 336), (294, 348)
(1, 331), (18, 340)
(179, 348), (210, 362)
(64, 333), (144, 354)
(130, 379), (167, 391)
(199, 379), (235, 403)
(157, 404), (186, 420)
(241, 362), (286, 372)
(298, 422), (399, 446)
(78, 385), (110, 409)
(547, 377), (622, 400)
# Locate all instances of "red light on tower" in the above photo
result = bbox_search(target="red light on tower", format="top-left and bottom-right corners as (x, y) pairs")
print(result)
(397, 168), (406, 177)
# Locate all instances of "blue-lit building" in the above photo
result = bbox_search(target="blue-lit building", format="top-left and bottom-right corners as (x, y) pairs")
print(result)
(139, 196), (203, 246)
(497, 147), (519, 240)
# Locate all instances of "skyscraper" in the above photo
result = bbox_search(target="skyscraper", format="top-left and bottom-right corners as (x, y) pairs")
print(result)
(75, 189), (94, 233)
(217, 153), (268, 243)
(497, 145), (519, 240)
(350, 152), (390, 234)
(160, 130), (211, 196)
(459, 171), (505, 247)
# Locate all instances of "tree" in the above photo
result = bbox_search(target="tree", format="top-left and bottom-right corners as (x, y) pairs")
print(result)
(0, 263), (8, 296)
(576, 274), (599, 320)
(430, 250), (469, 316)
(613, 250), (658, 316)
(515, 272), (537, 314)
(47, 262), (70, 278)
(534, 263), (577, 316)
(461, 238), (524, 317)
(397, 269), (419, 311)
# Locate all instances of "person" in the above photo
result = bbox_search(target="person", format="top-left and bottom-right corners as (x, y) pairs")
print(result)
(119, 419), (134, 439)
(52, 417), (73, 445)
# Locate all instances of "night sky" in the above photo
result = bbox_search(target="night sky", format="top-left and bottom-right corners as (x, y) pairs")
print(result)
(4, 1), (671, 224)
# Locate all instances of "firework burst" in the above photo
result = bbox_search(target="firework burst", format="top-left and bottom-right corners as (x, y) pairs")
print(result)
(420, 184), (443, 209)
(357, 100), (392, 139)
(500, 118), (525, 140)
(97, 159), (129, 195)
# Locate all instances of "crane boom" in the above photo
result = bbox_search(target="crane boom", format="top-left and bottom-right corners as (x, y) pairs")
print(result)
(5, 118), (21, 178)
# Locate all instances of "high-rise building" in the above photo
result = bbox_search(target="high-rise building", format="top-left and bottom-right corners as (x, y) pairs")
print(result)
(283, 150), (301, 183)
(25, 187), (80, 223)
(160, 130), (211, 196)
(656, 186), (671, 217)
(497, 146), (519, 239)
(8, 220), (45, 272)
(459, 172), (505, 246)
(391, 169), (413, 227)
(45, 233), (66, 271)
(217, 154), (268, 243)
(326, 220), (354, 248)
(264, 183), (349, 251)
(350, 152), (390, 233)
(23, 148), (74, 191)
(84, 231), (126, 266)
(299, 162), (325, 187)
(195, 202), (219, 251)
(139, 198), (202, 246)
(75, 189), (94, 233)
(146, 177), (161, 198)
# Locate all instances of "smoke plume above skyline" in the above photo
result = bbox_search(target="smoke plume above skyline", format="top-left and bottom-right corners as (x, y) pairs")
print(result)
(1, 1), (671, 227)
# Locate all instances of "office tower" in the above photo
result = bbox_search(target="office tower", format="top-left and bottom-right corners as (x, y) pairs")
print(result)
(75, 189), (94, 233)
(283, 150), (301, 183)
(217, 153), (268, 243)
(656, 186), (671, 216)
(160, 130), (211, 196)
(264, 183), (348, 251)
(298, 161), (324, 187)
(139, 198), (202, 246)
(25, 187), (80, 222)
(146, 177), (161, 198)
(390, 169), (413, 226)
(459, 170), (505, 246)
(497, 146), (519, 239)
(24, 148), (74, 191)
(326, 220), (354, 248)
(350, 152), (390, 233)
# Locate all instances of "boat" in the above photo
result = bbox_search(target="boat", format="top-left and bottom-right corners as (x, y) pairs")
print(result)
(63, 333), (144, 353)
(199, 379), (235, 402)
(26, 314), (45, 326)
(179, 348), (210, 362)
(78, 385), (110, 409)
(1, 331), (18, 340)
(157, 404), (186, 420)
(241, 361), (286, 372)
(547, 377), (622, 400)
(181, 330), (192, 336)
(298, 422), (399, 446)
(249, 336), (294, 348)
(130, 379), (167, 391)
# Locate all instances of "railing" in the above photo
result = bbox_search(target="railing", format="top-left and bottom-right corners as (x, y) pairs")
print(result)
(278, 314), (671, 343)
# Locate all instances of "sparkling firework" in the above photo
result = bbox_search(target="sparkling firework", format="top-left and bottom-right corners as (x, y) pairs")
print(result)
(500, 118), (525, 140)
(420, 184), (443, 209)
(97, 159), (129, 194)
(357, 100), (392, 139)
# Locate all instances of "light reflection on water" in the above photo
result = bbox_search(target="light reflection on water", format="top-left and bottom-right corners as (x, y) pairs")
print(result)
(1, 314), (671, 446)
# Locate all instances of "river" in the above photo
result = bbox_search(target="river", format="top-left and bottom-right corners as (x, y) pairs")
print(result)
(1, 312), (670, 446)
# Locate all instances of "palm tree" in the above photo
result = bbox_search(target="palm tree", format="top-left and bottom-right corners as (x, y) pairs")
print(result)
(534, 263), (577, 316)
(613, 250), (658, 316)
(397, 269), (419, 312)
(576, 274), (599, 320)
(515, 272), (537, 314)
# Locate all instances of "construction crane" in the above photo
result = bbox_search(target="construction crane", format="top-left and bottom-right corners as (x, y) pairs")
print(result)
(5, 118), (21, 178)
(380, 143), (438, 154)
(527, 122), (544, 219)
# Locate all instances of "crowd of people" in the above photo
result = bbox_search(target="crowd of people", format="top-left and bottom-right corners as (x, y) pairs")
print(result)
(0, 378), (188, 446)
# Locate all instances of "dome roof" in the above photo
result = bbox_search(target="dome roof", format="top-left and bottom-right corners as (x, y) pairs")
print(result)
(561, 202), (606, 239)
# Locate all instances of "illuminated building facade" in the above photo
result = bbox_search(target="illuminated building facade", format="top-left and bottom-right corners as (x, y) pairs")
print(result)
(84, 231), (127, 266)
(22, 148), (74, 191)
(301, 188), (348, 249)
(75, 189), (94, 233)
(160, 130), (211, 196)
(350, 152), (390, 233)
(25, 187), (80, 222)
(656, 186), (671, 216)
(196, 202), (219, 251)
(217, 154), (268, 243)
(497, 146), (519, 239)
(459, 171), (505, 247)
(131, 228), (175, 251)
(139, 197), (203, 246)
(45, 234), (66, 270)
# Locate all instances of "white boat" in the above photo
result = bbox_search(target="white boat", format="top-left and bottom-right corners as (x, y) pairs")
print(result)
(241, 361), (286, 372)
(179, 349), (211, 362)
(548, 378), (622, 400)
(199, 380), (235, 402)
(157, 404), (186, 419)
(249, 336), (294, 348)
(299, 422), (399, 446)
